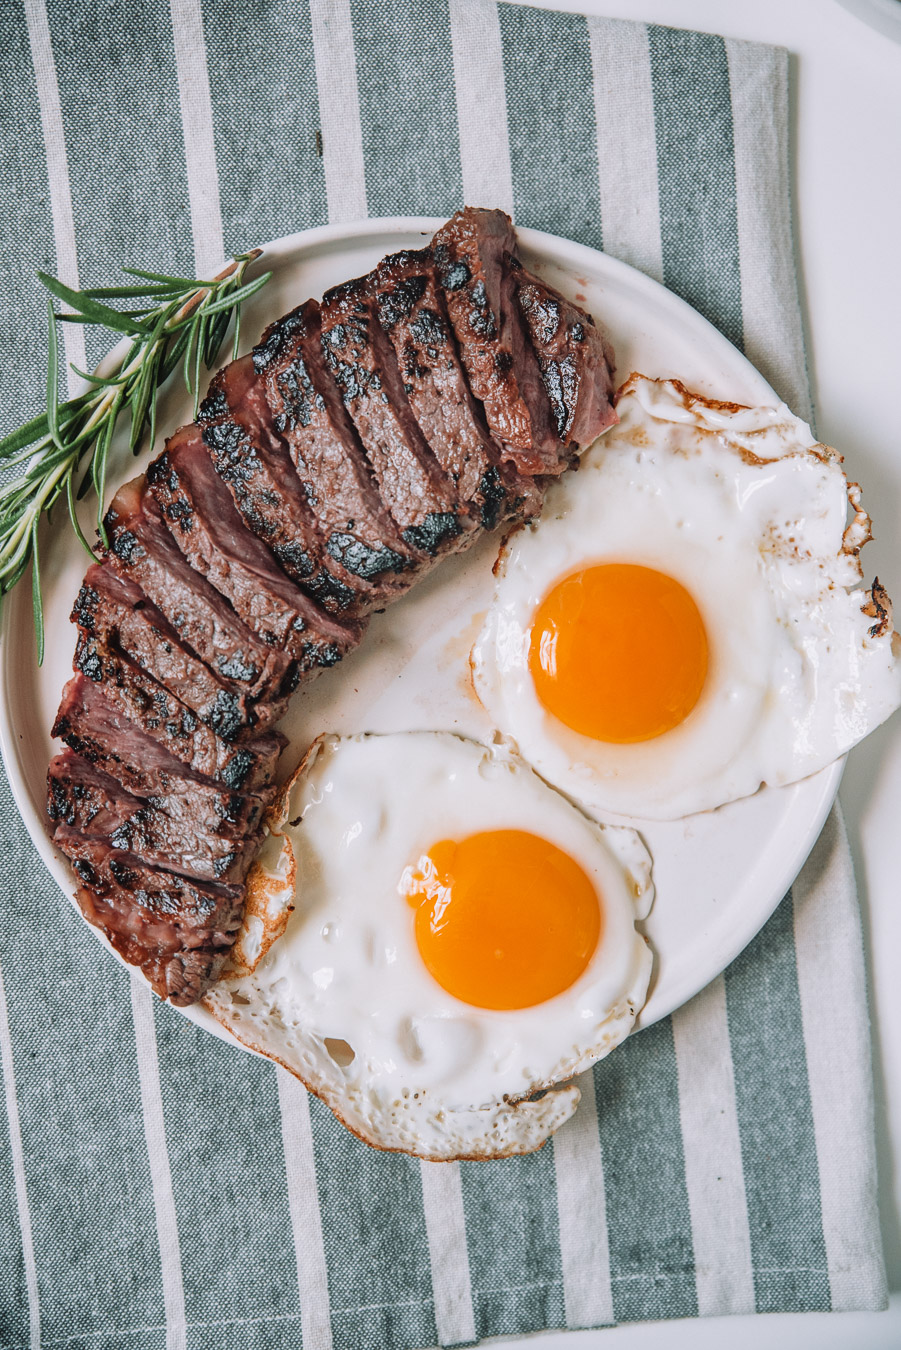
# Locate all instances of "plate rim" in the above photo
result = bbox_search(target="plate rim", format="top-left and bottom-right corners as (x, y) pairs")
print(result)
(0, 213), (843, 1038)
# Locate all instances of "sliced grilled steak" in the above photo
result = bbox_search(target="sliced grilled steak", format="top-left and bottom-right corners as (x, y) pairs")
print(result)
(255, 300), (421, 603)
(104, 476), (296, 710)
(73, 630), (285, 790)
(48, 751), (262, 884)
(514, 262), (617, 448)
(100, 926), (226, 1006)
(373, 248), (544, 530)
(53, 675), (273, 814)
(51, 209), (618, 1007)
(432, 208), (566, 475)
(72, 890), (231, 1004)
(320, 275), (470, 556)
(74, 562), (258, 741)
(56, 830), (242, 1005)
(199, 356), (369, 617)
(148, 425), (364, 667)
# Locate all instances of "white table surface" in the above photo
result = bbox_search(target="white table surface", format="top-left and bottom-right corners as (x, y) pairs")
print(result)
(499, 1), (901, 1345)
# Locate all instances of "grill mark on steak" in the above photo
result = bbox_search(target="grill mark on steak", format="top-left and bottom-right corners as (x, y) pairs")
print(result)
(48, 751), (262, 883)
(432, 208), (567, 476)
(373, 248), (544, 530)
(105, 476), (296, 709)
(55, 830), (243, 1005)
(320, 274), (470, 556)
(74, 562), (256, 741)
(148, 425), (364, 668)
(513, 261), (617, 448)
(53, 675), (276, 809)
(255, 299), (423, 600)
(199, 356), (369, 616)
(73, 629), (284, 790)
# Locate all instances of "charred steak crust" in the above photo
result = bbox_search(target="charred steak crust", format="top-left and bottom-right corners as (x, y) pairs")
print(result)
(104, 477), (296, 710)
(513, 261), (617, 448)
(72, 629), (284, 791)
(319, 274), (469, 556)
(48, 750), (264, 884)
(74, 563), (252, 741)
(254, 300), (421, 600)
(373, 248), (544, 530)
(50, 208), (617, 1006)
(52, 676), (275, 810)
(198, 356), (369, 617)
(56, 830), (243, 1006)
(432, 208), (567, 476)
(148, 425), (363, 668)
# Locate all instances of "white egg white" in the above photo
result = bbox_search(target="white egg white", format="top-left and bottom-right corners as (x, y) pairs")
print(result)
(204, 731), (653, 1160)
(472, 375), (901, 822)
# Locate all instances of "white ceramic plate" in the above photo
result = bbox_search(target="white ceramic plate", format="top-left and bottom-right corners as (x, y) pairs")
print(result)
(0, 218), (842, 1041)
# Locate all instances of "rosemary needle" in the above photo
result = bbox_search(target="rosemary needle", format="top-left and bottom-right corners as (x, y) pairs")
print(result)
(0, 250), (271, 661)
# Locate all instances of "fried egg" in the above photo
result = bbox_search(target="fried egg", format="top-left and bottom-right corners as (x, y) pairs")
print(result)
(473, 375), (901, 821)
(204, 731), (652, 1159)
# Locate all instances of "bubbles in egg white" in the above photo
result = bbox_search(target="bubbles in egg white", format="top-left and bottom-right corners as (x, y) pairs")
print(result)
(472, 375), (901, 822)
(204, 731), (653, 1160)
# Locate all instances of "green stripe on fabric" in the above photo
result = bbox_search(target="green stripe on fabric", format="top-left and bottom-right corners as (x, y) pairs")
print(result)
(0, 4), (60, 437)
(593, 1018), (698, 1322)
(647, 26), (743, 350)
(0, 12), (55, 1338)
(498, 5), (602, 251)
(349, 0), (462, 219)
(152, 1006), (301, 1348)
(45, 0), (193, 367)
(200, 0), (328, 250)
(47, 1338), (165, 1350)
(309, 1094), (436, 1350)
(37, 1338), (164, 1350)
(460, 1148), (564, 1338)
(0, 790), (165, 1342)
(725, 893), (831, 1313)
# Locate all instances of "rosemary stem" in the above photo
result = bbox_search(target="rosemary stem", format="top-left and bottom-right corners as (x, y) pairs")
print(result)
(6, 458), (73, 562)
(78, 349), (143, 427)
(1, 511), (40, 577)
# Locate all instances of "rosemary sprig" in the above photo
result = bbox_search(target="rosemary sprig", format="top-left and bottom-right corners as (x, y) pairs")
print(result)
(0, 250), (271, 661)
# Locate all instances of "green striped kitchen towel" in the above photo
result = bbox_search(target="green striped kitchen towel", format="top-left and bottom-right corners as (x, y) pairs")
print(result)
(0, 1), (888, 1346)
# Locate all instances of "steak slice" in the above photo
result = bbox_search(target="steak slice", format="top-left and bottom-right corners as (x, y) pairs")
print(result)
(199, 356), (368, 617)
(53, 675), (273, 813)
(432, 208), (566, 475)
(56, 829), (242, 1005)
(373, 248), (544, 530)
(104, 476), (296, 710)
(514, 262), (617, 448)
(73, 630), (285, 791)
(254, 300), (421, 603)
(48, 751), (263, 884)
(107, 929), (226, 1006)
(73, 562), (256, 741)
(320, 275), (470, 556)
(148, 425), (364, 668)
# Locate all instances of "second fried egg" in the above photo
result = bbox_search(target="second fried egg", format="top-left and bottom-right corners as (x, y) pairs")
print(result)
(472, 375), (901, 821)
(204, 731), (652, 1159)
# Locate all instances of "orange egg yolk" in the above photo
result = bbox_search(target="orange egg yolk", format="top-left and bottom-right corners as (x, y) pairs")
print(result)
(528, 562), (709, 744)
(400, 830), (602, 1010)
